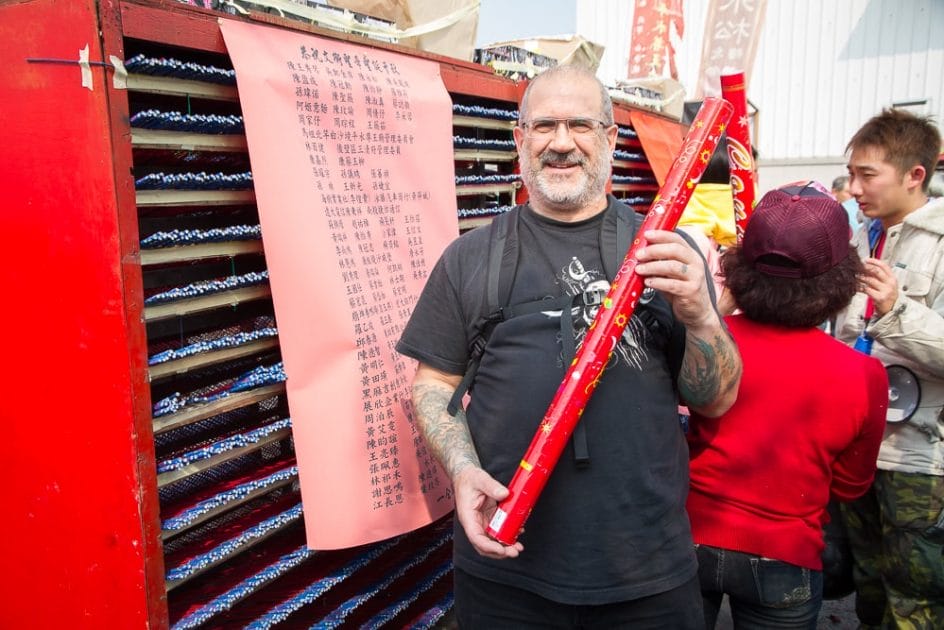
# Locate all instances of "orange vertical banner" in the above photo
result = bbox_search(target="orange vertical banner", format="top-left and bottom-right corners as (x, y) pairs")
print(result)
(219, 19), (456, 549)
(629, 109), (684, 185)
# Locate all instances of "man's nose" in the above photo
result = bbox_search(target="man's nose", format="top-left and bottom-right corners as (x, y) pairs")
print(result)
(547, 121), (577, 151)
(849, 177), (863, 197)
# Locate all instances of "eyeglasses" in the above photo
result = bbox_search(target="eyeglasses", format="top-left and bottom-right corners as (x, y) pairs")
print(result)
(519, 117), (610, 136)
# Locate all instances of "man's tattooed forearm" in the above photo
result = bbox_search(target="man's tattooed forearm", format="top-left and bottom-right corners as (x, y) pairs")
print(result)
(680, 332), (741, 408)
(413, 382), (480, 478)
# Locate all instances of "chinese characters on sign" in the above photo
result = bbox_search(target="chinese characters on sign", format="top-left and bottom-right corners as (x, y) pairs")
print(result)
(627, 0), (685, 80)
(220, 20), (457, 549)
(694, 0), (768, 99)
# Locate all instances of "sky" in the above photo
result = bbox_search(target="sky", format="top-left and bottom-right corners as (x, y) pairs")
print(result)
(475, 0), (577, 47)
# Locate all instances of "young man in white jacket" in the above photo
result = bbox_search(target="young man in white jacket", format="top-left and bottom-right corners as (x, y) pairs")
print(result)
(835, 107), (944, 629)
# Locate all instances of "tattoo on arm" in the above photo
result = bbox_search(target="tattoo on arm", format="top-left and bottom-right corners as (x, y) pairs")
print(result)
(679, 331), (742, 409)
(413, 382), (480, 479)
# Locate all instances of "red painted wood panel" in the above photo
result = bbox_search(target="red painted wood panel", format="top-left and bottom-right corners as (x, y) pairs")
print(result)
(0, 0), (164, 627)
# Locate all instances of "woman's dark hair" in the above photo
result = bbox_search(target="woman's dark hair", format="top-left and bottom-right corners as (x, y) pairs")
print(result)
(700, 134), (760, 185)
(701, 142), (732, 184)
(721, 245), (863, 328)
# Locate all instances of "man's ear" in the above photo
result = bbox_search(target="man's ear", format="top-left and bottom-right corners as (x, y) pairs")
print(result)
(606, 124), (618, 152)
(513, 125), (525, 152)
(905, 163), (928, 193)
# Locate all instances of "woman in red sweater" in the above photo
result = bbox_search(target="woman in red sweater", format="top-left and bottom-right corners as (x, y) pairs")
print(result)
(687, 183), (888, 629)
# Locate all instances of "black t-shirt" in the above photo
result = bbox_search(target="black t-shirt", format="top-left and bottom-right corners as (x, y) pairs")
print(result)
(397, 197), (696, 605)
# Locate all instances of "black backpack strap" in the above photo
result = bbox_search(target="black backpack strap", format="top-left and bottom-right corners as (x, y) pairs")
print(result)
(675, 227), (717, 306)
(569, 200), (641, 465)
(558, 293), (588, 465)
(601, 200), (640, 280)
(446, 313), (498, 416)
(486, 208), (518, 312)
(447, 209), (519, 416)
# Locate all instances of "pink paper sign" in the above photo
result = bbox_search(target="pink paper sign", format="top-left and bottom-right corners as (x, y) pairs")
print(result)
(220, 19), (456, 549)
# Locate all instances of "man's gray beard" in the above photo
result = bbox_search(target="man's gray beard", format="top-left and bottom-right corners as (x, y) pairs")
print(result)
(522, 150), (611, 209)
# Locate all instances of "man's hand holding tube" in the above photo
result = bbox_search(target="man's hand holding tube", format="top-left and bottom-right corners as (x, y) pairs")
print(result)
(453, 466), (523, 559)
(411, 363), (524, 559)
(636, 229), (741, 419)
(635, 229), (717, 329)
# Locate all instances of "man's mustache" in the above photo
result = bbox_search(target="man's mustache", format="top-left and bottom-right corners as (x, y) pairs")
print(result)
(540, 150), (584, 168)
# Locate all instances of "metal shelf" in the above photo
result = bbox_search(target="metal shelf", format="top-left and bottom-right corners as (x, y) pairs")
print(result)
(610, 183), (659, 193)
(161, 470), (296, 542)
(131, 129), (247, 152)
(140, 241), (264, 266)
(152, 383), (286, 436)
(453, 148), (517, 162)
(455, 182), (518, 197)
(612, 159), (651, 170)
(144, 284), (271, 322)
(616, 135), (642, 148)
(164, 500), (301, 592)
(148, 337), (280, 381)
(135, 189), (256, 207)
(127, 74), (238, 102)
(452, 115), (516, 131)
(157, 426), (293, 489)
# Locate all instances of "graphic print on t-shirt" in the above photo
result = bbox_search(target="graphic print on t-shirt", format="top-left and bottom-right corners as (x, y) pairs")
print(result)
(542, 255), (651, 370)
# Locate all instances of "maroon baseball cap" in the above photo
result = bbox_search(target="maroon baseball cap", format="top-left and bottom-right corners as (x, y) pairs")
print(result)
(742, 182), (851, 278)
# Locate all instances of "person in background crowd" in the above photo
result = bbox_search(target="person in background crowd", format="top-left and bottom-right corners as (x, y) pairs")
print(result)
(832, 174), (863, 233)
(832, 174), (853, 203)
(677, 139), (758, 316)
(679, 141), (739, 250)
(678, 141), (738, 306)
(687, 183), (887, 629)
(929, 170), (944, 198)
(397, 63), (742, 629)
(835, 108), (944, 629)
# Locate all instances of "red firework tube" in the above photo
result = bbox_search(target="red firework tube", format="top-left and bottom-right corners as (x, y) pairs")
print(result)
(720, 72), (757, 241)
(486, 97), (734, 545)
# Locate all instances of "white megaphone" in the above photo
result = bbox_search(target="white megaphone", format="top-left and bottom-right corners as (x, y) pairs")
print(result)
(886, 365), (920, 423)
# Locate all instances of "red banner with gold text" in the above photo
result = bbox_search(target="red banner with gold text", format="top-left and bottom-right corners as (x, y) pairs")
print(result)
(627, 0), (685, 79)
(220, 19), (456, 549)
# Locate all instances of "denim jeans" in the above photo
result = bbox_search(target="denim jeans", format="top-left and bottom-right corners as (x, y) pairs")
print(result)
(695, 544), (823, 629)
